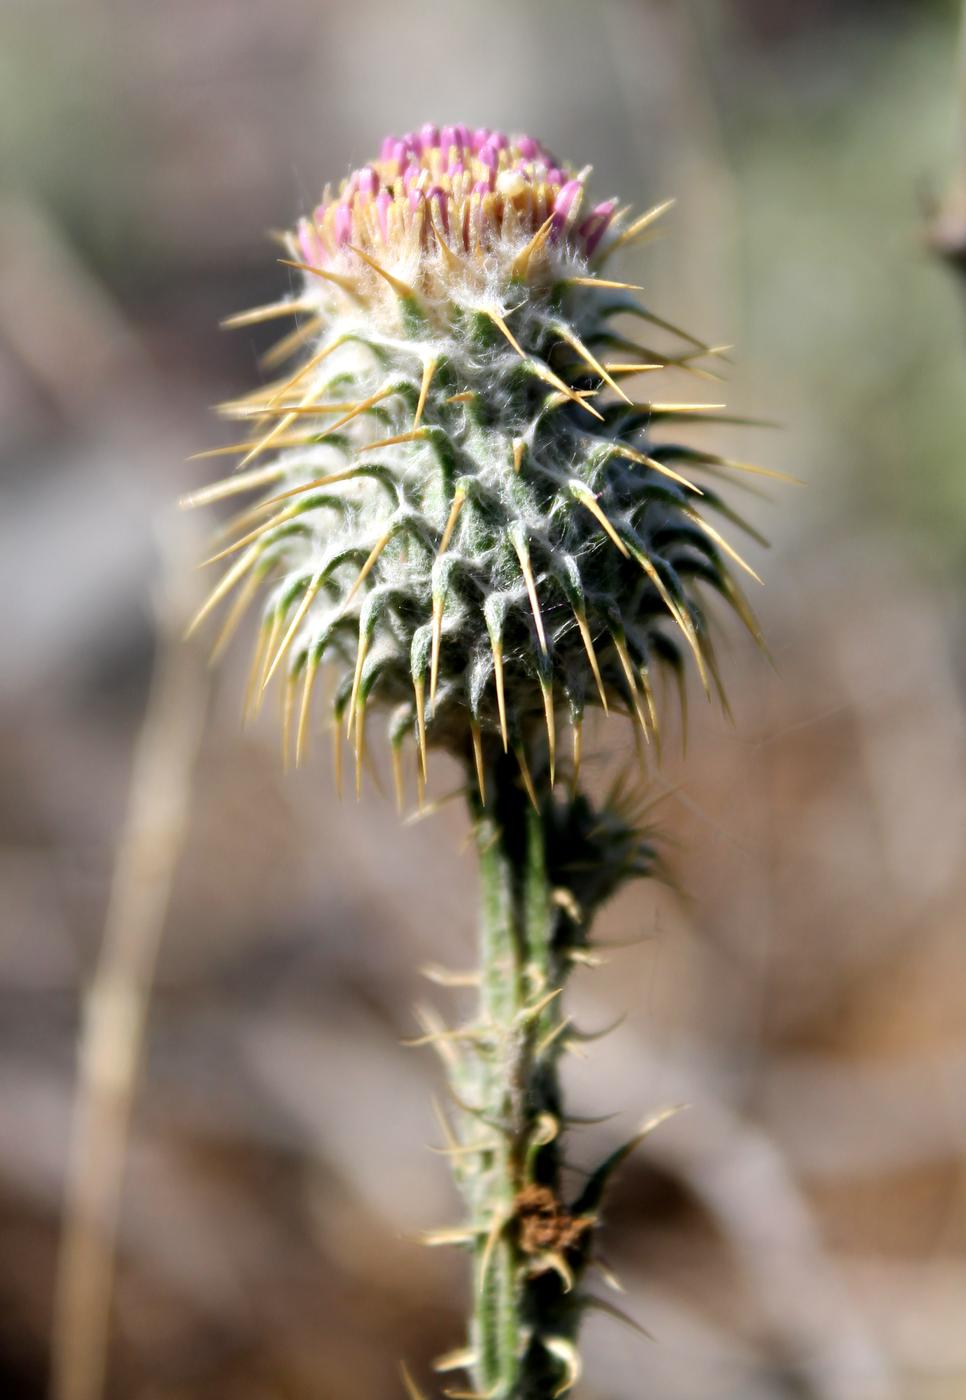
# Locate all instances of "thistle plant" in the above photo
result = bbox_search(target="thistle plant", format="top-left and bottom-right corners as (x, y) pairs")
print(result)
(184, 124), (772, 1399)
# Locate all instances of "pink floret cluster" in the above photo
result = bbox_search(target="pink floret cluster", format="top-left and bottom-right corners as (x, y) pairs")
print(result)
(296, 124), (619, 270)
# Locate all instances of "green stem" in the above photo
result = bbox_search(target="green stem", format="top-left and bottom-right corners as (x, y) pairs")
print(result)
(431, 746), (658, 1397)
(460, 750), (573, 1400)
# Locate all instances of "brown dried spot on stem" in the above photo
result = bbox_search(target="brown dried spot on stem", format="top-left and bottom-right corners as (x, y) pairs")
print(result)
(514, 1185), (593, 1258)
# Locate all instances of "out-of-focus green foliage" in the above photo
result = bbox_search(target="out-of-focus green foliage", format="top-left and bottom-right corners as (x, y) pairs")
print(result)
(719, 14), (966, 561)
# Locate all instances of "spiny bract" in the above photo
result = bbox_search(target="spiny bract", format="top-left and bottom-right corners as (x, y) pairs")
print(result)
(185, 123), (768, 801)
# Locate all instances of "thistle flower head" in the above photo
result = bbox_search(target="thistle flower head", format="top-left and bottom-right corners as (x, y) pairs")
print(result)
(186, 125), (767, 801)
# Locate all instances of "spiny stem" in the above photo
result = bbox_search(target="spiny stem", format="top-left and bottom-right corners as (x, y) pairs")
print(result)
(464, 751), (571, 1399)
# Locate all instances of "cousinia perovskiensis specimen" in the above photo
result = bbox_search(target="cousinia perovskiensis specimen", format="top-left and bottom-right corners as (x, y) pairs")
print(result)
(184, 124), (778, 1399)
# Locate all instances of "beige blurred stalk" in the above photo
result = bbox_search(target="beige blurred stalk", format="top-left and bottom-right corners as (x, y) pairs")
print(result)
(50, 532), (208, 1400)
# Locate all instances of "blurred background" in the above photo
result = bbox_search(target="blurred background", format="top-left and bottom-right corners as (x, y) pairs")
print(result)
(3, 1), (966, 1397)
